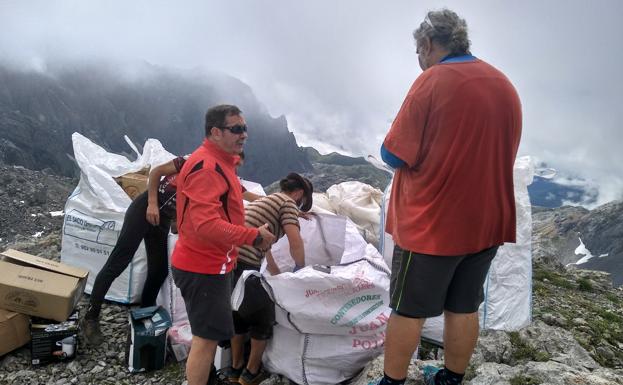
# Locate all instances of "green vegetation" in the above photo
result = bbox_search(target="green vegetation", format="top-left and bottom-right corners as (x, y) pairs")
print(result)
(533, 268), (573, 289)
(605, 292), (621, 304)
(577, 277), (593, 292)
(509, 332), (551, 362)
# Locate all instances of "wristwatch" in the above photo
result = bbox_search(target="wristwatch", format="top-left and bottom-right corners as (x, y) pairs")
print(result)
(252, 233), (264, 248)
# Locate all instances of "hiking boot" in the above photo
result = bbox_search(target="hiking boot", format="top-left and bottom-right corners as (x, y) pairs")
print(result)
(216, 366), (244, 383)
(238, 367), (269, 385)
(80, 317), (104, 346)
(422, 365), (441, 385)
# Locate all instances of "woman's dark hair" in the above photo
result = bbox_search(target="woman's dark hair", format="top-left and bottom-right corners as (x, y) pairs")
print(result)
(279, 173), (313, 212)
(204, 104), (242, 137)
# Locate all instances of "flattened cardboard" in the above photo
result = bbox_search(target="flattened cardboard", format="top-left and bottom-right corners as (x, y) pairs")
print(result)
(0, 249), (89, 322)
(0, 309), (30, 356)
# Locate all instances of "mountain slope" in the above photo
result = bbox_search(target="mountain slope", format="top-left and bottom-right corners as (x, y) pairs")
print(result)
(532, 200), (623, 286)
(0, 63), (312, 185)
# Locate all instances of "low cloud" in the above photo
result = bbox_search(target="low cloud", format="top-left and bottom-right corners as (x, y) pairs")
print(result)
(1, 0), (621, 204)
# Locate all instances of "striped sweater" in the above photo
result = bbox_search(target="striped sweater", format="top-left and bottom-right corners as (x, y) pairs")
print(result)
(238, 192), (300, 267)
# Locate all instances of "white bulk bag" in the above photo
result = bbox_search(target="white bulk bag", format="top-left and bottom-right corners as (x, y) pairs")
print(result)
(264, 323), (387, 385)
(256, 214), (391, 384)
(61, 133), (175, 303)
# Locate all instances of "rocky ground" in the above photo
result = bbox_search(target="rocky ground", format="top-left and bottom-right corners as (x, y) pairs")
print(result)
(1, 166), (623, 384)
(0, 163), (74, 248)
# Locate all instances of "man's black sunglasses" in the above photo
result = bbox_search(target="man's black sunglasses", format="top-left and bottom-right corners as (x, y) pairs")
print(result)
(219, 124), (248, 135)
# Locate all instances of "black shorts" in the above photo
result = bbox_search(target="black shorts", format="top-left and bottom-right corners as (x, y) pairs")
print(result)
(390, 245), (498, 318)
(172, 267), (234, 341)
(232, 264), (275, 340)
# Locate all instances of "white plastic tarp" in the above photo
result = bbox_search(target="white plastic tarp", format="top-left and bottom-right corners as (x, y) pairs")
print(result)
(379, 156), (535, 344)
(60, 133), (175, 303)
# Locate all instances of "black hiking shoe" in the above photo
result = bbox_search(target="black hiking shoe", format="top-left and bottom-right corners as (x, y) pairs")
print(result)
(216, 366), (243, 383)
(80, 318), (104, 346)
(238, 367), (269, 385)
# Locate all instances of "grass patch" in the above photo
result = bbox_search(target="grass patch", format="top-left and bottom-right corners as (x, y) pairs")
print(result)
(594, 307), (622, 323)
(510, 375), (541, 385)
(509, 332), (551, 362)
(533, 269), (573, 289)
(577, 277), (593, 292)
(605, 293), (621, 304)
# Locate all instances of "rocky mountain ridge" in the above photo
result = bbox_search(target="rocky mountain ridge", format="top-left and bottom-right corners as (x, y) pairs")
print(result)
(0, 63), (312, 185)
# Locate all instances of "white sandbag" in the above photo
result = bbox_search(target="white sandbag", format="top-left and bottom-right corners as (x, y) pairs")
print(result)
(61, 133), (175, 303)
(379, 156), (535, 344)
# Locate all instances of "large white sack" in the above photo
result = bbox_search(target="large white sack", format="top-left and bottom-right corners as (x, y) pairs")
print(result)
(260, 214), (391, 384)
(480, 156), (534, 330)
(379, 156), (535, 344)
(264, 323), (386, 385)
(61, 133), (175, 303)
(264, 247), (390, 336)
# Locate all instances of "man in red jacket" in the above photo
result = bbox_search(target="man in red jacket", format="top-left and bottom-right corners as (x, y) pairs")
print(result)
(171, 104), (275, 385)
(375, 9), (522, 385)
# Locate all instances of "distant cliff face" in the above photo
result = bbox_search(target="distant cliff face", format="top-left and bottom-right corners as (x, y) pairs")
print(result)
(0, 63), (312, 185)
(532, 200), (623, 286)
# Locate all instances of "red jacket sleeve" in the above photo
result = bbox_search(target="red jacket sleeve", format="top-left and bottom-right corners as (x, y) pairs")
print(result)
(182, 168), (258, 246)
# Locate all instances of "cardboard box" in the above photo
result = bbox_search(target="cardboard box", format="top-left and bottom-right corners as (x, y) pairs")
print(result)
(0, 308), (30, 356)
(114, 170), (149, 200)
(30, 310), (79, 365)
(0, 249), (89, 322)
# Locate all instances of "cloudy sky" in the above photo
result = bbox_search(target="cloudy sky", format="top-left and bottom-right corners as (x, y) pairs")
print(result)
(1, 0), (621, 204)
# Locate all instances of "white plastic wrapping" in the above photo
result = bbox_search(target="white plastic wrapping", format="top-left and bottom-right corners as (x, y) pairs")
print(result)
(311, 182), (384, 246)
(61, 133), (175, 303)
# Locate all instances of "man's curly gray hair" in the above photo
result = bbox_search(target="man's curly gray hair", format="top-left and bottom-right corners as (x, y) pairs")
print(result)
(413, 9), (471, 55)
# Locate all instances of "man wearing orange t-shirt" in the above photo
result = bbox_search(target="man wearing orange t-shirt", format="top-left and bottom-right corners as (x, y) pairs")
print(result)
(374, 9), (522, 385)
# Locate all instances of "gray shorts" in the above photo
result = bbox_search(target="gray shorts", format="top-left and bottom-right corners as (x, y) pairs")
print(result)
(172, 267), (234, 341)
(390, 245), (498, 318)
